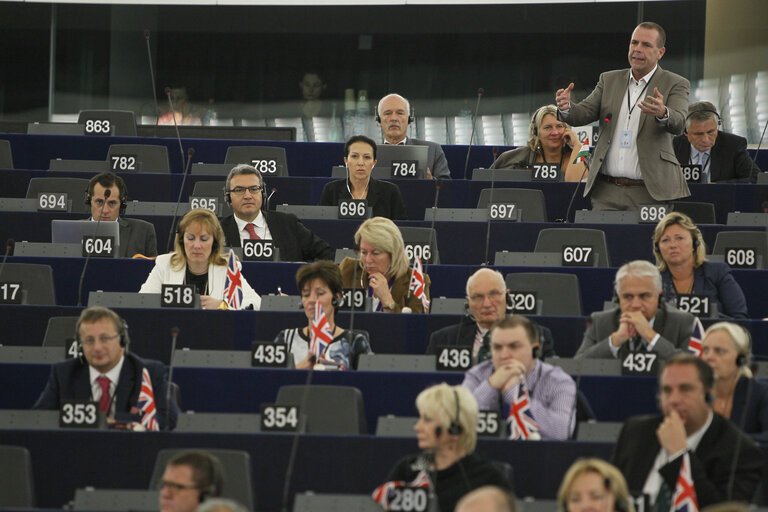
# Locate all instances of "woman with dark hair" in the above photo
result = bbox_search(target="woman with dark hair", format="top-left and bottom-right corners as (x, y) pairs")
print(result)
(491, 104), (587, 182)
(139, 208), (261, 310)
(319, 134), (407, 220)
(653, 211), (747, 318)
(273, 260), (372, 370)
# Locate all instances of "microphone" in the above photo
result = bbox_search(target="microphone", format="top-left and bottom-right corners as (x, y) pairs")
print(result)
(561, 113), (611, 223)
(266, 187), (277, 211)
(425, 179), (441, 275)
(143, 30), (160, 136)
(77, 188), (111, 307)
(482, 160), (497, 265)
(0, 238), (15, 282)
(164, 326), (179, 431)
(566, 358), (583, 439)
(726, 375), (754, 500)
(165, 87), (188, 172)
(166, 147), (196, 252)
(753, 116), (768, 169)
(347, 255), (361, 336)
(462, 88), (485, 180)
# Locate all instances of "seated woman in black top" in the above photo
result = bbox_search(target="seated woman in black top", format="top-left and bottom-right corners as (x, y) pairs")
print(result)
(319, 134), (407, 220)
(273, 260), (372, 370)
(377, 383), (512, 512)
(703, 322), (768, 443)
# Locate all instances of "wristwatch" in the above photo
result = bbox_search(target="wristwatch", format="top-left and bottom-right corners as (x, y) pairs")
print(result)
(384, 301), (396, 311)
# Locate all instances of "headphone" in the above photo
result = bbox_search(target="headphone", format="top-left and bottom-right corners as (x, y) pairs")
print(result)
(375, 106), (415, 124)
(530, 107), (544, 137)
(223, 171), (268, 210)
(176, 224), (219, 255)
(733, 324), (752, 368)
(435, 388), (463, 437)
(197, 453), (224, 503)
(683, 108), (721, 134)
(84, 175), (128, 213)
(76, 317), (131, 364)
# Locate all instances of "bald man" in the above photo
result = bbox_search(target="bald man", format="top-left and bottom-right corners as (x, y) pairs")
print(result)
(456, 486), (517, 512)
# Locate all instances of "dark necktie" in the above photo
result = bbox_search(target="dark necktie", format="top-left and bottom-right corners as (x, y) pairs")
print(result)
(476, 331), (492, 363)
(96, 375), (111, 413)
(654, 480), (673, 512)
(244, 223), (260, 240)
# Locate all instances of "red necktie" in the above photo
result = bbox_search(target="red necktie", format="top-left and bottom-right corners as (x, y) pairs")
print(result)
(245, 223), (260, 240)
(96, 375), (111, 413)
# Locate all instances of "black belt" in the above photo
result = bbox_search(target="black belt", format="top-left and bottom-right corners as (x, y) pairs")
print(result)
(598, 174), (645, 186)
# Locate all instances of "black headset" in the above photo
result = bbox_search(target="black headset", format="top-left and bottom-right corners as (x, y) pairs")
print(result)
(683, 108), (721, 134)
(375, 105), (415, 124)
(76, 317), (131, 364)
(735, 324), (752, 368)
(84, 174), (128, 213)
(435, 388), (463, 437)
(197, 452), (224, 503)
(530, 107), (544, 137)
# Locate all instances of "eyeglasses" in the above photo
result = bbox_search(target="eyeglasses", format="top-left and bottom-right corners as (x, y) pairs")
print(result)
(158, 480), (199, 493)
(468, 290), (505, 303)
(92, 198), (121, 208)
(228, 186), (265, 195)
(80, 334), (120, 346)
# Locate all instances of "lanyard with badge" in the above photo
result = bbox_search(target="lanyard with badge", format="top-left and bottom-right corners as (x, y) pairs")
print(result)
(620, 77), (651, 149)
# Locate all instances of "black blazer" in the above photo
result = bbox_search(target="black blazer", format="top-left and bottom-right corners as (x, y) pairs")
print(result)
(731, 376), (768, 444)
(673, 131), (759, 183)
(426, 314), (556, 358)
(220, 211), (334, 262)
(612, 413), (764, 506)
(319, 177), (407, 220)
(88, 217), (157, 258)
(33, 352), (178, 430)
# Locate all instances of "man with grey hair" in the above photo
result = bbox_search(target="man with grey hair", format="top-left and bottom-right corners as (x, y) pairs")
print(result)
(576, 260), (694, 360)
(220, 164), (334, 261)
(455, 486), (517, 512)
(377, 93), (452, 179)
(426, 267), (555, 361)
(673, 101), (759, 183)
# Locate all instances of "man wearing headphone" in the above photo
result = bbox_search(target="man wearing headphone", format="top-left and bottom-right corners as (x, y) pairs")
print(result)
(673, 101), (759, 183)
(575, 260), (695, 361)
(159, 450), (224, 512)
(33, 306), (178, 430)
(613, 353), (763, 508)
(426, 268), (555, 360)
(219, 164), (334, 261)
(462, 315), (576, 440)
(377, 93), (452, 180)
(85, 172), (158, 257)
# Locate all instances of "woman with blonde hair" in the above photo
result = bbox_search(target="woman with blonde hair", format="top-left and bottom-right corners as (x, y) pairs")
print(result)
(140, 208), (261, 310)
(702, 322), (768, 442)
(339, 216), (430, 313)
(491, 104), (587, 182)
(558, 458), (634, 512)
(652, 211), (747, 318)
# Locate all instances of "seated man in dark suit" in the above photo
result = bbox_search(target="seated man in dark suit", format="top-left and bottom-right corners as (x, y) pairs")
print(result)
(673, 101), (759, 183)
(33, 306), (178, 430)
(613, 353), (763, 507)
(159, 450), (224, 512)
(576, 260), (694, 360)
(86, 172), (158, 257)
(427, 268), (555, 362)
(377, 93), (452, 179)
(220, 164), (334, 262)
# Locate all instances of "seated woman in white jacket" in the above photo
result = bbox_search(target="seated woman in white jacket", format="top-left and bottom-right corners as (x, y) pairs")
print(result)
(140, 208), (261, 310)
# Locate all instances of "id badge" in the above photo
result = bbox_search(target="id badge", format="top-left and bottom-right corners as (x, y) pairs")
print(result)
(620, 130), (632, 148)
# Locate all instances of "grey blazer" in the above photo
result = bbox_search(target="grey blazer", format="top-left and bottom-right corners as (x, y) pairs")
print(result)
(575, 303), (694, 360)
(565, 66), (691, 201)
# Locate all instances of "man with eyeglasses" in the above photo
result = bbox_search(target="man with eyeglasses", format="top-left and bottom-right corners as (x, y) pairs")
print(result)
(159, 451), (224, 512)
(426, 268), (555, 362)
(33, 306), (178, 430)
(85, 172), (158, 257)
(220, 164), (334, 262)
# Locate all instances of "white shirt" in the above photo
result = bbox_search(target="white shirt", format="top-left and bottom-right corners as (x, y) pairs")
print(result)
(234, 212), (272, 245)
(642, 410), (714, 506)
(472, 326), (489, 358)
(603, 66), (661, 179)
(88, 354), (126, 416)
(383, 137), (407, 145)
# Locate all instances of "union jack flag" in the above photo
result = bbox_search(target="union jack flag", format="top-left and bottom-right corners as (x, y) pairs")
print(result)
(309, 301), (333, 359)
(137, 368), (159, 431)
(508, 380), (540, 440)
(688, 317), (704, 357)
(673, 452), (699, 512)
(223, 249), (244, 310)
(409, 256), (430, 313)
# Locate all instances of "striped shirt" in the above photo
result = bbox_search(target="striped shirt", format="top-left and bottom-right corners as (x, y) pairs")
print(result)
(462, 359), (576, 440)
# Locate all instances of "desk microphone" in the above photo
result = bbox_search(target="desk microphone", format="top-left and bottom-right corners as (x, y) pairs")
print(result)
(753, 116), (768, 169)
(561, 113), (611, 223)
(165, 87), (187, 172)
(726, 372), (755, 500)
(463, 88), (484, 179)
(266, 188), (277, 211)
(566, 358), (584, 439)
(161, 326), (179, 431)
(425, 179), (442, 275)
(0, 238), (15, 282)
(482, 160), (497, 265)
(143, 30), (160, 136)
(77, 189), (110, 307)
(166, 146), (195, 252)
